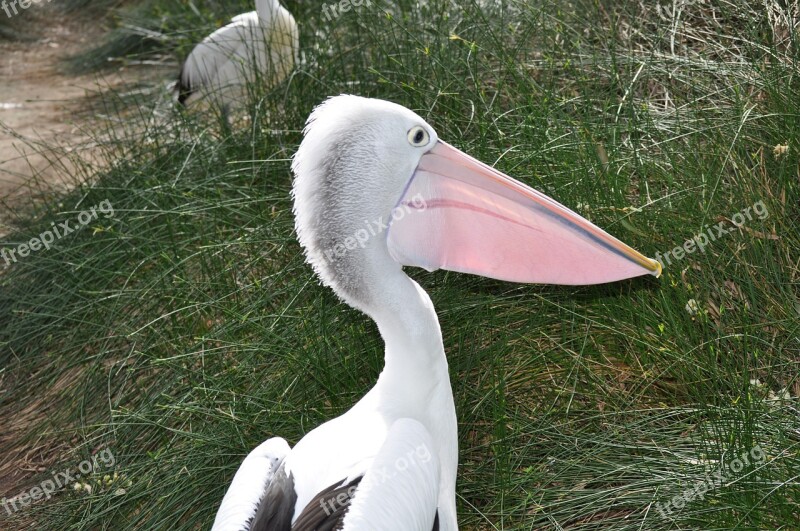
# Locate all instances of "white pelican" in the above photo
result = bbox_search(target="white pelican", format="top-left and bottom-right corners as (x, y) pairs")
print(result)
(211, 95), (661, 530)
(176, 0), (298, 108)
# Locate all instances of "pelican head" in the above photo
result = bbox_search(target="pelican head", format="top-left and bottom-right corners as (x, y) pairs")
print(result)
(292, 95), (661, 313)
(292, 95), (439, 311)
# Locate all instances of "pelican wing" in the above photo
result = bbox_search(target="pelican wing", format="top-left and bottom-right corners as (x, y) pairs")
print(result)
(177, 13), (261, 105)
(289, 419), (440, 531)
(211, 437), (291, 531)
(342, 418), (440, 530)
(290, 476), (363, 530)
(177, 7), (297, 106)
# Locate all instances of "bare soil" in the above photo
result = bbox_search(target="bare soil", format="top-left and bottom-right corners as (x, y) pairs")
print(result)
(0, 19), (94, 223)
(0, 6), (163, 236)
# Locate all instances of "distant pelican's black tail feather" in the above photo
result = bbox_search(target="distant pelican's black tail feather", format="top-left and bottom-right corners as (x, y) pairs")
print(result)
(176, 62), (194, 106)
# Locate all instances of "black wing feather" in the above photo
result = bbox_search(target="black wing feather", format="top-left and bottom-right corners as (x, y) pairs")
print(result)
(289, 475), (440, 531)
(291, 476), (362, 531)
(176, 60), (194, 106)
(250, 465), (298, 531)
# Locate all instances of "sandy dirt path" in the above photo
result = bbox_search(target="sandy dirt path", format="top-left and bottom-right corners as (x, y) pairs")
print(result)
(0, 6), (171, 236)
(0, 16), (100, 218)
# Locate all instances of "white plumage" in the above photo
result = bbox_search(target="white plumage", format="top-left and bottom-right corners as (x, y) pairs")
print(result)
(177, 0), (298, 108)
(341, 419), (441, 530)
(211, 438), (290, 531)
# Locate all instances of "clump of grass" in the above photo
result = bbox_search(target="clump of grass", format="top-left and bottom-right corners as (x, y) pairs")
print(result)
(1, 0), (798, 529)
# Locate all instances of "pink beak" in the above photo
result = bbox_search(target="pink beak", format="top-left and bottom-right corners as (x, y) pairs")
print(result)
(387, 141), (661, 285)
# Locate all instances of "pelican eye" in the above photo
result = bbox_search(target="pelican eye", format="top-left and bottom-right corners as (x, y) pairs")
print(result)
(407, 126), (429, 147)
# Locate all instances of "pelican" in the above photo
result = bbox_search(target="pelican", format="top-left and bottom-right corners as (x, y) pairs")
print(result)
(176, 0), (298, 108)
(211, 95), (661, 530)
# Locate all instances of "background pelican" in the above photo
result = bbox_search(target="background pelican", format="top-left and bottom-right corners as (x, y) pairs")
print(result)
(211, 95), (661, 530)
(176, 0), (298, 109)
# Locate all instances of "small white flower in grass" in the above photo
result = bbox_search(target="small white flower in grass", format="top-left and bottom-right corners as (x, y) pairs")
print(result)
(685, 298), (700, 315)
(73, 482), (83, 491)
(767, 387), (792, 402)
(773, 143), (789, 158)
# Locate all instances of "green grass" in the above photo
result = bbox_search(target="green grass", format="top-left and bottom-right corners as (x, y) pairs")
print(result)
(1, 0), (799, 529)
